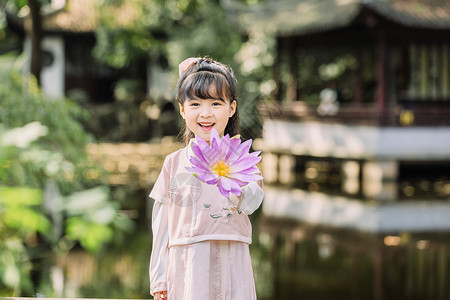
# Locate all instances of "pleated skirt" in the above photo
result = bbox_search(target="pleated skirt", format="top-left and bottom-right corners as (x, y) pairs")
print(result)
(167, 240), (257, 300)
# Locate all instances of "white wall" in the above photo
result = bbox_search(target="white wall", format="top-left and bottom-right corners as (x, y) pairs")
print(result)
(146, 57), (172, 101)
(262, 119), (450, 160)
(40, 36), (65, 99)
(263, 186), (450, 233)
(23, 35), (65, 99)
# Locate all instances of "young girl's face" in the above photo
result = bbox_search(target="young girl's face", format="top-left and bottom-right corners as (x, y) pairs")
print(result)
(179, 90), (236, 143)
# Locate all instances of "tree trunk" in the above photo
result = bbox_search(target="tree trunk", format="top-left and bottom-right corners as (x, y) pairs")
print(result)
(28, 0), (42, 85)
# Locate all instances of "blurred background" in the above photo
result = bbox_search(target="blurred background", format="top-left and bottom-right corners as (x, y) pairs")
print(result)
(0, 0), (449, 299)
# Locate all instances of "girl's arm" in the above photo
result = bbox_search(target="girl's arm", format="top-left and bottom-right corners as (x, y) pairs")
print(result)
(149, 201), (169, 296)
(229, 180), (264, 215)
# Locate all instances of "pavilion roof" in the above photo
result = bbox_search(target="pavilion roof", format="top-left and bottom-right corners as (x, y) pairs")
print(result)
(10, 0), (141, 34)
(236, 0), (450, 37)
(37, 0), (99, 33)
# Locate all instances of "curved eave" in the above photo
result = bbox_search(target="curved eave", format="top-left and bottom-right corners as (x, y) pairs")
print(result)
(366, 1), (450, 30)
(236, 0), (450, 38)
(237, 1), (363, 37)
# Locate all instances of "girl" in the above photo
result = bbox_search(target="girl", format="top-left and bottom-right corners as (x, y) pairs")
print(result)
(149, 57), (264, 300)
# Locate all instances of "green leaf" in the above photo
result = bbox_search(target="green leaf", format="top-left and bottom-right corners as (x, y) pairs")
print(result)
(66, 217), (114, 252)
(3, 263), (20, 289)
(64, 186), (110, 216)
(0, 186), (42, 206)
(3, 207), (50, 235)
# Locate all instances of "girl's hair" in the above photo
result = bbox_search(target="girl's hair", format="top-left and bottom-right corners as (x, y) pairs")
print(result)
(177, 57), (240, 144)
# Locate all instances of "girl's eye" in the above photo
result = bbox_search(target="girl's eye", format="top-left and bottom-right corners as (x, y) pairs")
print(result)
(212, 101), (222, 106)
(190, 102), (200, 107)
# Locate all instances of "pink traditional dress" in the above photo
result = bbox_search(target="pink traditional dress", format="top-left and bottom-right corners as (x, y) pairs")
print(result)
(149, 140), (264, 300)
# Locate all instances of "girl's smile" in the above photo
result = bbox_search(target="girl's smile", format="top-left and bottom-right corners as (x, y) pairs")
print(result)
(199, 122), (215, 131)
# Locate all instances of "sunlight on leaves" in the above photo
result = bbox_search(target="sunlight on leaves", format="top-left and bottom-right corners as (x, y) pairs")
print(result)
(0, 187), (50, 235)
(64, 186), (111, 216)
(0, 121), (48, 148)
(66, 218), (114, 253)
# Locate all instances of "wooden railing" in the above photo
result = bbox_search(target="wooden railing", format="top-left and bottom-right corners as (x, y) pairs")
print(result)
(258, 101), (450, 126)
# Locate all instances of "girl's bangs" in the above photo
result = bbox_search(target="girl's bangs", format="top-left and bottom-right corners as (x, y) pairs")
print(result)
(180, 72), (232, 102)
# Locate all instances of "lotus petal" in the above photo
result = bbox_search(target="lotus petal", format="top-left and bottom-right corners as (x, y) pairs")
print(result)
(186, 128), (263, 197)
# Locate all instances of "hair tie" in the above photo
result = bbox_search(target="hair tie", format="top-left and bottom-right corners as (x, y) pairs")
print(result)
(178, 57), (201, 76)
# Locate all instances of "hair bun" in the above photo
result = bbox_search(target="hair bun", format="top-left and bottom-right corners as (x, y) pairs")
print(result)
(178, 57), (201, 76)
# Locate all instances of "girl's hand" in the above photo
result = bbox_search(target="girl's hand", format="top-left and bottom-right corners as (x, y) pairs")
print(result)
(153, 291), (167, 300)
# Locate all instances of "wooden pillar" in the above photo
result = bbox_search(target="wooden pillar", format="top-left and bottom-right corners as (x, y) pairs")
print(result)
(286, 38), (298, 101)
(351, 247), (362, 300)
(437, 244), (447, 300)
(270, 230), (282, 299)
(285, 232), (296, 270)
(376, 35), (387, 123)
(353, 50), (363, 106)
(262, 152), (279, 184)
(362, 160), (398, 201)
(341, 160), (361, 195)
(373, 237), (384, 300)
(279, 154), (296, 185)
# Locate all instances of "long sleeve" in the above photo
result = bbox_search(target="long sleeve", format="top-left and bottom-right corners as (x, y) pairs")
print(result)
(149, 200), (169, 295)
(229, 181), (264, 215)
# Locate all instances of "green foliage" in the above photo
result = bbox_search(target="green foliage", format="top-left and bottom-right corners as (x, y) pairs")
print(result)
(0, 61), (135, 295)
(0, 68), (100, 195)
(0, 185), (48, 295)
(0, 121), (134, 296)
(0, 70), (90, 157)
(0, 7), (21, 55)
(234, 31), (276, 137)
(166, 2), (243, 66)
(93, 0), (171, 69)
(94, 0), (243, 75)
(0, 187), (50, 235)
(63, 186), (134, 252)
(0, 0), (51, 49)
(93, 0), (271, 139)
(2, 0), (52, 14)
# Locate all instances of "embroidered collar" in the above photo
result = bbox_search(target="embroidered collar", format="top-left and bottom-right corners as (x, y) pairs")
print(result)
(187, 138), (196, 159)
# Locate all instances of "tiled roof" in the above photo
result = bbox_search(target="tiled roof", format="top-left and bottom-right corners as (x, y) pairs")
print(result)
(43, 0), (98, 33)
(236, 0), (450, 37)
(368, 0), (450, 29)
(22, 0), (142, 33)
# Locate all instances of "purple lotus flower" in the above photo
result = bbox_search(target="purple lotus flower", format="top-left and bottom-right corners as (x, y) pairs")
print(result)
(186, 128), (263, 198)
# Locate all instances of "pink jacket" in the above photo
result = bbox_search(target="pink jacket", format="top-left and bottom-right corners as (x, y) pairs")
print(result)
(150, 145), (263, 246)
(149, 143), (264, 295)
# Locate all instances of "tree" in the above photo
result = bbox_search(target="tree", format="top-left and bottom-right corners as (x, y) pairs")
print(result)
(93, 0), (243, 75)
(0, 49), (134, 297)
(2, 0), (46, 85)
(28, 0), (42, 84)
(93, 0), (273, 138)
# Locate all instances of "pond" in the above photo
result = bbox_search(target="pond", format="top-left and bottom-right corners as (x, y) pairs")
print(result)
(35, 195), (449, 300)
(252, 214), (449, 300)
(31, 145), (450, 300)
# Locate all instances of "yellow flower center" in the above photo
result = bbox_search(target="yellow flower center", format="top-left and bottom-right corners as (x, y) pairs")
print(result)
(213, 161), (231, 176)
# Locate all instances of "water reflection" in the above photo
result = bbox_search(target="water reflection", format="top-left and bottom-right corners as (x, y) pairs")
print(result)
(38, 229), (151, 299)
(253, 216), (450, 300)
(267, 155), (450, 201)
(42, 209), (449, 300)
(35, 151), (449, 300)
